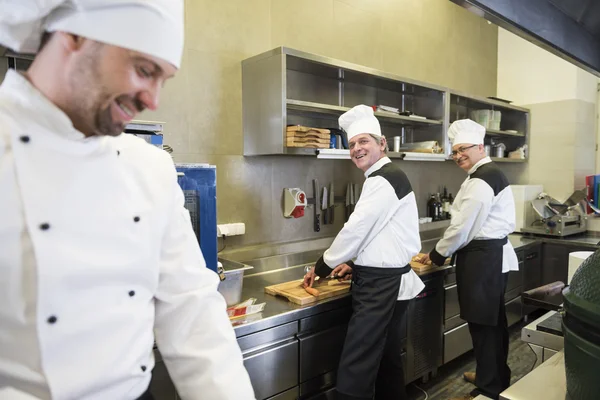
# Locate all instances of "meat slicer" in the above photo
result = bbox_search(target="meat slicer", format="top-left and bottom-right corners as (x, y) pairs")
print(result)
(520, 190), (588, 237)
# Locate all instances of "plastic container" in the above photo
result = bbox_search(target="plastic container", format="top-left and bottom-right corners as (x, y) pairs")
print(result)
(217, 259), (254, 306)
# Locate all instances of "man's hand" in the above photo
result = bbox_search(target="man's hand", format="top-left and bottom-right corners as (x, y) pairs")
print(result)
(330, 263), (353, 281)
(414, 253), (431, 265)
(303, 266), (317, 288)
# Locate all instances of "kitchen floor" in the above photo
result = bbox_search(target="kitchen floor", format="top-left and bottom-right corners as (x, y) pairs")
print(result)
(406, 310), (545, 400)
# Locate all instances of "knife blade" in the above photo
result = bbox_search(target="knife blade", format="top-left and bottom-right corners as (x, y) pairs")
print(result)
(345, 183), (351, 222)
(313, 179), (321, 232)
(328, 182), (335, 224)
(321, 186), (328, 225)
(349, 183), (355, 215)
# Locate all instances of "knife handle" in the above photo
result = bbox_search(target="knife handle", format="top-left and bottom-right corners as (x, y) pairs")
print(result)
(315, 213), (321, 232)
(323, 209), (328, 225)
(330, 207), (334, 224)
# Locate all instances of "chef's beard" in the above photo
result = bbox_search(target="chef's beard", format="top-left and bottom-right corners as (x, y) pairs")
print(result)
(68, 43), (142, 137)
(95, 95), (145, 137)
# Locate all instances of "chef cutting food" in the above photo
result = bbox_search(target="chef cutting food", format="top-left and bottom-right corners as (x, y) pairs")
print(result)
(303, 105), (424, 400)
(417, 119), (518, 400)
(0, 1), (254, 399)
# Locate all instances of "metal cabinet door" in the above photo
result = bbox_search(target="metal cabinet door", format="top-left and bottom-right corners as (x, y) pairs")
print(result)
(298, 325), (347, 383)
(541, 243), (569, 285)
(243, 339), (299, 400)
(523, 245), (541, 290)
(444, 284), (460, 321)
(238, 322), (299, 400)
(443, 323), (473, 364)
(267, 387), (299, 400)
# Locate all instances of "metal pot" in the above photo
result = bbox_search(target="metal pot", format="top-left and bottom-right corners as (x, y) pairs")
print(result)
(484, 145), (491, 156)
(494, 143), (506, 158)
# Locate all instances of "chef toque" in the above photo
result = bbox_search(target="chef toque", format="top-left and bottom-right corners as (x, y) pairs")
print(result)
(0, 0), (184, 68)
(448, 119), (485, 146)
(338, 105), (381, 141)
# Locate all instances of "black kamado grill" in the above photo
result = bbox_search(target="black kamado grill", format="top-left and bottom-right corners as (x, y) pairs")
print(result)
(562, 250), (600, 399)
(522, 249), (600, 399)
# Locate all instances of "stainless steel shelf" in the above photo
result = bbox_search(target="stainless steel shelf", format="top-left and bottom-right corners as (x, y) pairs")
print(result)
(486, 129), (525, 137)
(287, 99), (443, 126)
(491, 157), (527, 163)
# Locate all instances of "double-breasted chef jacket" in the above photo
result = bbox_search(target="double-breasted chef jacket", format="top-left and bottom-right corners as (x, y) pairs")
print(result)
(0, 70), (255, 400)
(430, 157), (519, 325)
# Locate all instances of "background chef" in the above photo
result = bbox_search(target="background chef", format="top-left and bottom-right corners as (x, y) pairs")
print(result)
(418, 119), (518, 400)
(304, 105), (424, 400)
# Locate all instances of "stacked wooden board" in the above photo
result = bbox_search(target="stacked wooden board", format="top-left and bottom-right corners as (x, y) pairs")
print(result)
(286, 125), (330, 149)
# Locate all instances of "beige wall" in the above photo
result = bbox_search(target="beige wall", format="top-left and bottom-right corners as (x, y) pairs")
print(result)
(497, 28), (598, 202)
(0, 1), (499, 249)
(139, 0), (499, 249)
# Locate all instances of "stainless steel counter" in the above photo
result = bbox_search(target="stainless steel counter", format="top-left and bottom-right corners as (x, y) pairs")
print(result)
(232, 232), (600, 337)
(500, 351), (567, 400)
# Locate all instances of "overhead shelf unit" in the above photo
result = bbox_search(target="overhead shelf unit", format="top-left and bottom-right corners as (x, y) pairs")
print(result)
(449, 91), (530, 162)
(242, 47), (448, 160)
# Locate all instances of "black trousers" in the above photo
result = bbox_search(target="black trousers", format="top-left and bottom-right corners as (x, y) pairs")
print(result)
(468, 273), (511, 400)
(336, 265), (410, 400)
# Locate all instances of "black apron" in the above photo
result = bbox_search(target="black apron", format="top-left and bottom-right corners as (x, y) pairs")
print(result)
(336, 264), (412, 400)
(455, 237), (507, 326)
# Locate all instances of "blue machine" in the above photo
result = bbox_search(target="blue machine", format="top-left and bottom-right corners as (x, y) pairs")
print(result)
(175, 164), (218, 272)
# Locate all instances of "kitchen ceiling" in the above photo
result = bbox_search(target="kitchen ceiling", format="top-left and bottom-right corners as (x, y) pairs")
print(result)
(450, 0), (600, 77)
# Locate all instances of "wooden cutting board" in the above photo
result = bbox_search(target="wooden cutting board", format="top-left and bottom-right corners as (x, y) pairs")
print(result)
(265, 279), (351, 305)
(410, 253), (451, 272)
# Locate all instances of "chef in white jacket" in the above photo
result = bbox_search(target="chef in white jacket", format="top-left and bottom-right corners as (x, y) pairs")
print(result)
(418, 119), (518, 400)
(304, 105), (424, 400)
(0, 1), (254, 400)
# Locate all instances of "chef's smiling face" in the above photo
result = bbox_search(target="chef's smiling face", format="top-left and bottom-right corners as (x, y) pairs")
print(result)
(349, 133), (386, 172)
(64, 35), (177, 137)
(452, 143), (485, 172)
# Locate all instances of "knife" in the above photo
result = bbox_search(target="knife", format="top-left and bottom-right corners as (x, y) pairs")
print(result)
(345, 183), (351, 222)
(321, 186), (329, 225)
(313, 179), (321, 232)
(349, 183), (355, 215)
(328, 182), (335, 224)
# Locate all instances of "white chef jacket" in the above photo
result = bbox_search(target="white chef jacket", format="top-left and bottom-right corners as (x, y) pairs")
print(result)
(0, 70), (255, 400)
(434, 157), (519, 273)
(323, 157), (425, 300)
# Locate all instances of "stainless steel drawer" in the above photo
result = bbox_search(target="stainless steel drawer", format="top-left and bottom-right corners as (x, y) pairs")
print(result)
(506, 269), (522, 293)
(243, 338), (299, 400)
(444, 284), (460, 320)
(444, 314), (466, 332)
(267, 387), (299, 400)
(299, 325), (347, 383)
(443, 323), (473, 364)
(506, 296), (522, 327)
(504, 286), (522, 303)
(238, 321), (298, 352)
(444, 272), (457, 287)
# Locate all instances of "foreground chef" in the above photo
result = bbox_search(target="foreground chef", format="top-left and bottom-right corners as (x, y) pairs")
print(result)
(418, 119), (518, 400)
(304, 105), (424, 400)
(0, 1), (254, 399)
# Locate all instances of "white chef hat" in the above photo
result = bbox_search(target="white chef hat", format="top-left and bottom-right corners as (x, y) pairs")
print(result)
(338, 105), (381, 141)
(0, 0), (184, 68)
(448, 119), (485, 146)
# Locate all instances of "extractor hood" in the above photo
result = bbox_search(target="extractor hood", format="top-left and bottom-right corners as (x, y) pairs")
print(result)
(450, 0), (600, 77)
